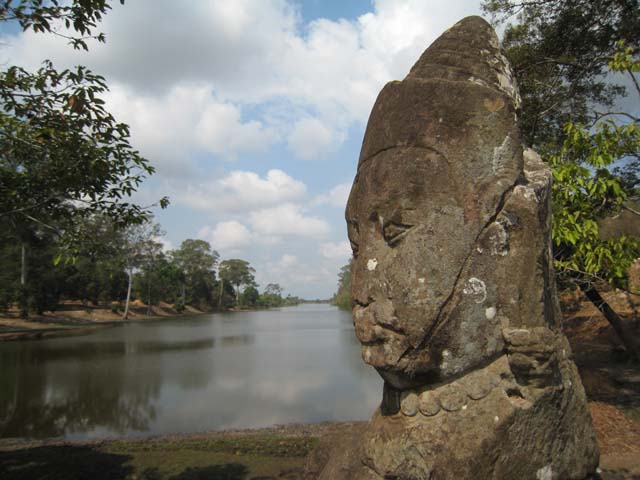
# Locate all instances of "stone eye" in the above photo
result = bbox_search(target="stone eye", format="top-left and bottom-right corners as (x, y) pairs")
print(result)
(383, 221), (412, 246)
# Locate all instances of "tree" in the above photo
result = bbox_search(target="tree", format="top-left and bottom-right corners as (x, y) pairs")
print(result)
(483, 0), (640, 360)
(0, 226), (71, 315)
(171, 239), (219, 310)
(258, 283), (284, 308)
(0, 1), (168, 316)
(218, 259), (256, 306)
(240, 285), (259, 308)
(62, 214), (128, 305)
(134, 253), (183, 310)
(119, 219), (163, 320)
(482, 0), (639, 149)
(332, 260), (352, 310)
(265, 283), (283, 296)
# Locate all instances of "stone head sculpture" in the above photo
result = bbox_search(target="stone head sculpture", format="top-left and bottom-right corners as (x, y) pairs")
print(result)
(309, 16), (598, 480)
(346, 16), (552, 390)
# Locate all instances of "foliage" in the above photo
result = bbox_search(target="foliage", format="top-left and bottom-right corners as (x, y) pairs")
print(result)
(484, 0), (640, 358)
(482, 0), (639, 149)
(331, 260), (352, 310)
(0, 0), (170, 317)
(551, 119), (640, 288)
(0, 1), (168, 250)
(0, 0), (122, 51)
(171, 239), (219, 310)
(256, 283), (284, 308)
(240, 285), (260, 308)
(173, 299), (185, 313)
(219, 259), (256, 302)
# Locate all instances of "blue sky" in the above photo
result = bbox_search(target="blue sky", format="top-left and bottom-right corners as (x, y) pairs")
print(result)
(1, 0), (483, 298)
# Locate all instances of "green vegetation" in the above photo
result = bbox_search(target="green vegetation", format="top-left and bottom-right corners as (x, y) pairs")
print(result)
(331, 260), (352, 310)
(482, 0), (640, 360)
(219, 259), (257, 305)
(0, 2), (299, 318)
(0, 214), (299, 316)
(0, 1), (170, 318)
(0, 433), (317, 480)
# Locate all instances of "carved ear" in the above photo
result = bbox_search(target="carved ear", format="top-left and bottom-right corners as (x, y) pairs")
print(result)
(383, 220), (413, 246)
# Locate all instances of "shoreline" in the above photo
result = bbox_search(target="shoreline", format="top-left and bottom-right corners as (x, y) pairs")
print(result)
(0, 417), (637, 479)
(0, 309), (211, 342)
(0, 421), (355, 451)
(0, 301), (318, 342)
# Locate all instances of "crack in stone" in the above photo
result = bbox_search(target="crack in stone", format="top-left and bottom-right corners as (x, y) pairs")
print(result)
(396, 174), (521, 367)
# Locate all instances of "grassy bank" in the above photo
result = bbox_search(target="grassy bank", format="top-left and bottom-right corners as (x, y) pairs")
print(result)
(0, 424), (340, 480)
(0, 412), (639, 480)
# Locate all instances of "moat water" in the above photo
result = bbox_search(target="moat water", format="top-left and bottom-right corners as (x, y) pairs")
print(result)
(0, 304), (381, 439)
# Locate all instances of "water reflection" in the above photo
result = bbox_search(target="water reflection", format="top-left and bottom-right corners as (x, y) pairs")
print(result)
(0, 305), (381, 439)
(219, 334), (254, 347)
(0, 345), (160, 438)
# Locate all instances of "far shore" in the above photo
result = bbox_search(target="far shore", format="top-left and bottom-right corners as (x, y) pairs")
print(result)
(0, 300), (209, 342)
(0, 300), (321, 342)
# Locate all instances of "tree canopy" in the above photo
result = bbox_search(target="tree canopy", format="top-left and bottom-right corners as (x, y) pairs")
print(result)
(0, 0), (169, 316)
(219, 259), (256, 303)
(483, 0), (640, 360)
(0, 0), (168, 251)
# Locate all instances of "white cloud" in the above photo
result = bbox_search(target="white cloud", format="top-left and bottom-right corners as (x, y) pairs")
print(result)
(257, 253), (336, 292)
(199, 221), (252, 251)
(319, 241), (352, 260)
(179, 169), (307, 213)
(0, 0), (482, 171)
(287, 117), (336, 160)
(104, 85), (275, 174)
(278, 254), (298, 268)
(313, 182), (352, 208)
(249, 203), (330, 238)
(195, 102), (276, 159)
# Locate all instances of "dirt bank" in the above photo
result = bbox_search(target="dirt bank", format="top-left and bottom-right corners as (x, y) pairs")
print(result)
(0, 300), (206, 341)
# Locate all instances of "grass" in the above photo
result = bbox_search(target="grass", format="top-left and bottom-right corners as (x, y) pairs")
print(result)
(0, 434), (318, 480)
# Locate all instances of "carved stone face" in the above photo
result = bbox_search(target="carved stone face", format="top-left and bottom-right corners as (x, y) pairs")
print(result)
(347, 16), (528, 390)
(346, 148), (469, 389)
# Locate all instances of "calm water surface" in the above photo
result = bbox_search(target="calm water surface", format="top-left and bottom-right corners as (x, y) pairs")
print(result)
(0, 304), (381, 439)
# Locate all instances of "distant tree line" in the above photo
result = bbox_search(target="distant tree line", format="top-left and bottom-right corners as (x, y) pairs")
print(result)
(0, 215), (299, 318)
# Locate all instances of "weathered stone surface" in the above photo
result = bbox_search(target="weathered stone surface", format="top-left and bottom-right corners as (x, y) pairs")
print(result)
(346, 15), (525, 389)
(306, 15), (599, 480)
(400, 390), (419, 416)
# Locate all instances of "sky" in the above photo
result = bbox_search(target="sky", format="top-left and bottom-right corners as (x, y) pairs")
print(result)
(0, 0), (485, 298)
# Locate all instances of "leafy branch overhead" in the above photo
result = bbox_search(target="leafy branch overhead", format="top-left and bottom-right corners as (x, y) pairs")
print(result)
(0, 0), (168, 318)
(0, 0), (124, 50)
(0, 1), (168, 251)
